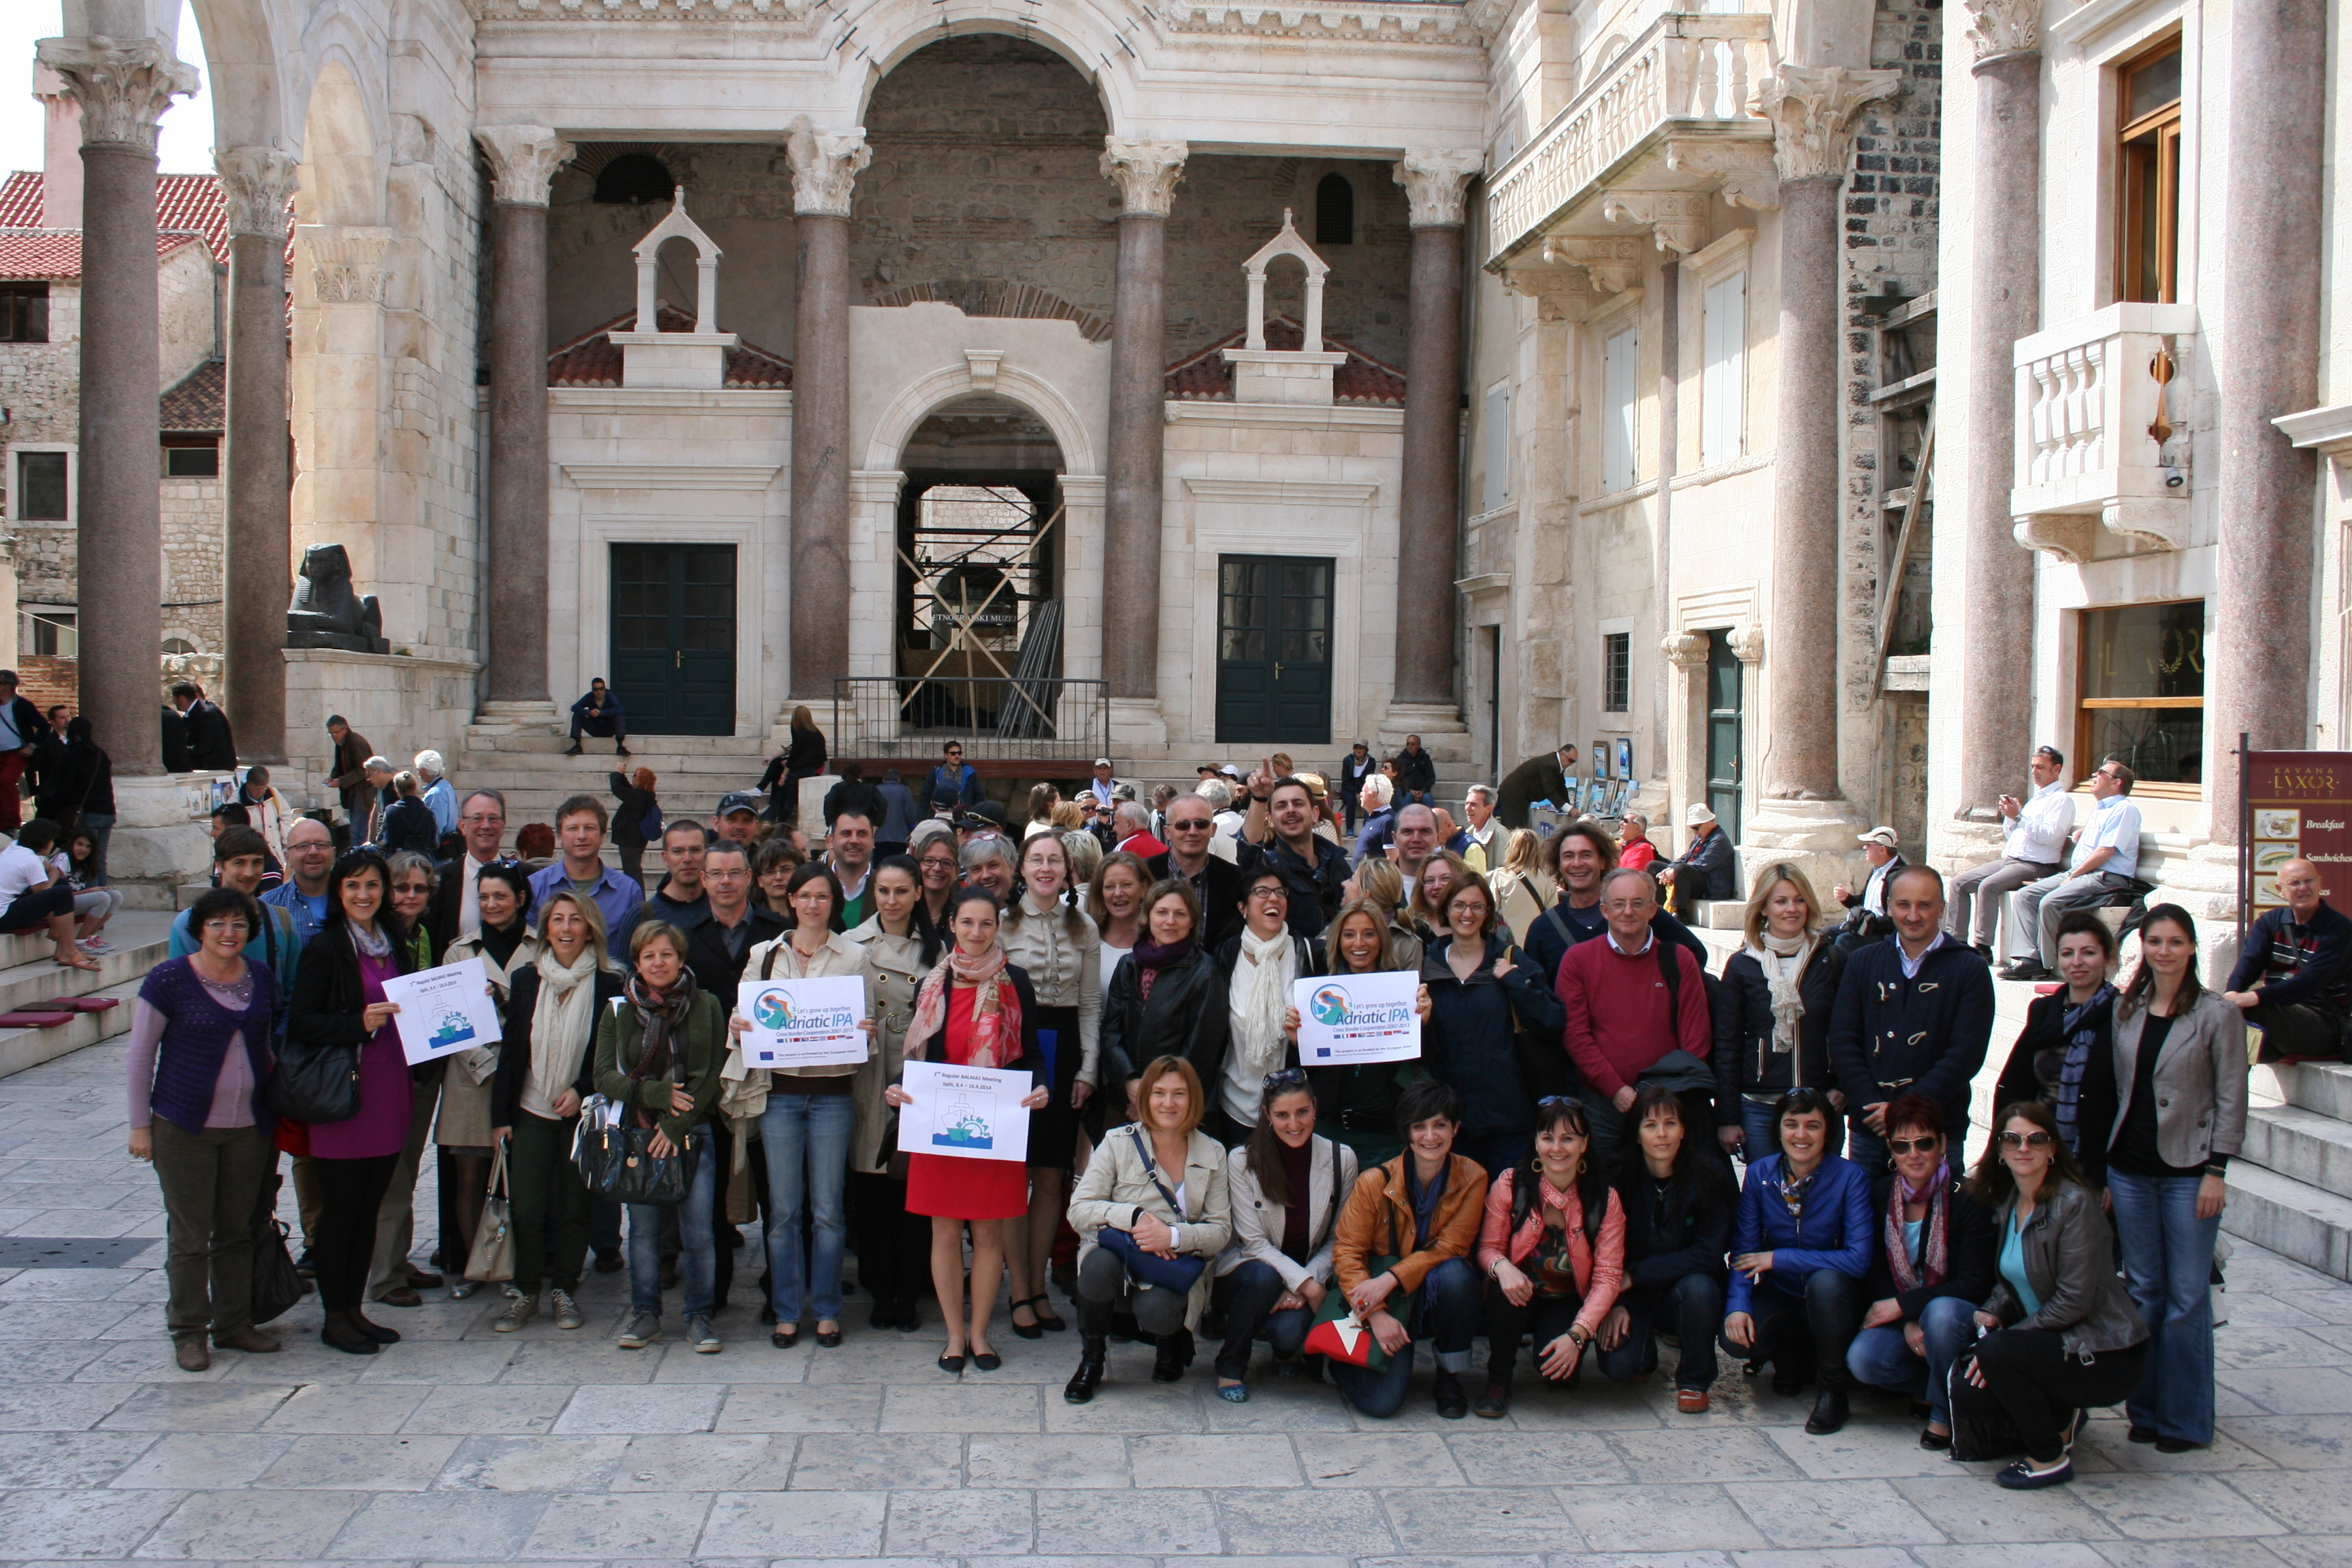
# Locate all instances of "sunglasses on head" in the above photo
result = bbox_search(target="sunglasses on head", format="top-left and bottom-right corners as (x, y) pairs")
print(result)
(1886, 1136), (1941, 1156)
(1535, 1095), (1578, 1110)
(1261, 1067), (1309, 1093)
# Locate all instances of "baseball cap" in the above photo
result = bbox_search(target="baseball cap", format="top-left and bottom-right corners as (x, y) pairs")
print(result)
(716, 790), (763, 817)
(1093, 757), (1113, 768)
(959, 800), (1010, 831)
(1857, 826), (1900, 849)
(1220, 764), (1243, 779)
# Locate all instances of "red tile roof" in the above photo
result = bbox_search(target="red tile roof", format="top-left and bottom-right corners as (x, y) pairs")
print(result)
(1164, 316), (1407, 406)
(547, 306), (794, 389)
(0, 171), (271, 270)
(0, 172), (40, 229)
(0, 229), (203, 280)
(159, 358), (225, 433)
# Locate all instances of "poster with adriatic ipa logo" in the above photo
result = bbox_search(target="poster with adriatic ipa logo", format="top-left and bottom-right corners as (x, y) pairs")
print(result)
(736, 975), (869, 1068)
(1294, 973), (1422, 1064)
(2244, 752), (2352, 910)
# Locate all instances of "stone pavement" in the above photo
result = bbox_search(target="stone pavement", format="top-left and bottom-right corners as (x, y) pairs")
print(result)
(1, 1039), (2351, 1567)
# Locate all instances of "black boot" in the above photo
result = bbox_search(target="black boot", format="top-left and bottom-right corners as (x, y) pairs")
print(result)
(1806, 1386), (1850, 1435)
(1065, 1333), (1107, 1403)
(1152, 1329), (1190, 1383)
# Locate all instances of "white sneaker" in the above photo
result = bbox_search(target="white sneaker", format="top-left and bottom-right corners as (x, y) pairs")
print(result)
(617, 1312), (661, 1350)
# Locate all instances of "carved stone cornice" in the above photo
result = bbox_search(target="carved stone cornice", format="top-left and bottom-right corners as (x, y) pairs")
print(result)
(35, 36), (198, 154)
(215, 147), (300, 238)
(1150, 0), (1487, 47)
(1542, 235), (1644, 294)
(1662, 631), (1710, 669)
(1727, 623), (1765, 664)
(1393, 149), (1484, 228)
(476, 125), (576, 206)
(1753, 65), (1904, 183)
(297, 225), (393, 305)
(1963, 0), (2042, 61)
(1499, 261), (1590, 323)
(1665, 139), (1780, 211)
(1100, 138), (1189, 217)
(787, 121), (870, 218)
(1600, 190), (1712, 255)
(486, 0), (821, 15)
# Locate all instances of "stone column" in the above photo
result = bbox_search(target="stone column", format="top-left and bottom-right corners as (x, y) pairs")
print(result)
(2210, 0), (2328, 842)
(785, 124), (870, 704)
(1748, 66), (1899, 842)
(36, 37), (197, 777)
(1498, 259), (1590, 756)
(1661, 631), (1712, 845)
(216, 146), (300, 763)
(1099, 138), (1187, 725)
(1955, 0), (2044, 823)
(474, 126), (575, 725)
(1390, 150), (1483, 710)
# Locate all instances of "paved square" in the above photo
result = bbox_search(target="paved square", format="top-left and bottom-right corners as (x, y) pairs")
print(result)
(5, 1036), (2347, 1565)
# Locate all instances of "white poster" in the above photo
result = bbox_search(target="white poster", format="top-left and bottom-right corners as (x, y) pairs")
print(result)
(900, 1058), (1032, 1162)
(382, 956), (504, 1066)
(1294, 971), (1422, 1065)
(736, 974), (870, 1068)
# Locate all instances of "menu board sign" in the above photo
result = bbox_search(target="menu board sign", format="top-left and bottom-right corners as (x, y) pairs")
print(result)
(2243, 751), (2352, 910)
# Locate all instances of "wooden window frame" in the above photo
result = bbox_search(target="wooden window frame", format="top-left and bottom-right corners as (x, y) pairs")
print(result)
(2117, 35), (2183, 306)
(2073, 595), (2205, 801)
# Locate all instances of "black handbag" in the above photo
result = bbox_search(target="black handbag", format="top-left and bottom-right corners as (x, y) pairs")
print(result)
(248, 1183), (306, 1325)
(574, 1114), (699, 1206)
(1946, 1344), (2029, 1461)
(266, 1036), (361, 1123)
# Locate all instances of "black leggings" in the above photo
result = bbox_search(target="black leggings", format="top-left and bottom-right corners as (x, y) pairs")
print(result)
(312, 1154), (398, 1312)
(847, 1171), (930, 1309)
(1483, 1286), (1587, 1386)
(1954, 1328), (2149, 1462)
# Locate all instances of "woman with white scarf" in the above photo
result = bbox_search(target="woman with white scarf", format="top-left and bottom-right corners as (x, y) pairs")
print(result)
(489, 889), (623, 1334)
(1204, 866), (1320, 1147)
(1714, 864), (1847, 1162)
(438, 862), (536, 1300)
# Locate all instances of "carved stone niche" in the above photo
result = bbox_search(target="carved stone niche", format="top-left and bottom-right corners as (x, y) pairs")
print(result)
(1221, 209), (1347, 406)
(606, 188), (739, 390)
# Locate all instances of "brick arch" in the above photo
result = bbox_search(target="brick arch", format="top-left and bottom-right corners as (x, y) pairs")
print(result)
(868, 281), (1110, 344)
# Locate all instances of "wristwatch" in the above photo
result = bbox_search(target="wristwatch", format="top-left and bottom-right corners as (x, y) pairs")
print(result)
(1567, 1325), (1591, 1349)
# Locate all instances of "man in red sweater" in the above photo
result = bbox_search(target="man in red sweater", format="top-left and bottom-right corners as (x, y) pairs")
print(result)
(1558, 866), (1713, 1164)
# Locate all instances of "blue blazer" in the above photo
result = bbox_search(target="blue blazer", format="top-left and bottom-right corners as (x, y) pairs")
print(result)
(1725, 1151), (1874, 1315)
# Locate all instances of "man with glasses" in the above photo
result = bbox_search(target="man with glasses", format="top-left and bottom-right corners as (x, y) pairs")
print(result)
(2001, 761), (2142, 982)
(1946, 745), (2073, 960)
(1237, 762), (1350, 939)
(925, 742), (981, 817)
(1557, 867), (1714, 1167)
(1148, 794), (1246, 949)
(612, 819), (712, 955)
(1829, 864), (1995, 1171)
(425, 789), (510, 960)
(2223, 857), (2352, 1063)
(1201, 867), (1323, 1145)
(261, 815), (338, 946)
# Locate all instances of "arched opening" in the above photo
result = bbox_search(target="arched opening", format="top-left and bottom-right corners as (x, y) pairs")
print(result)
(296, 60), (377, 227)
(893, 395), (1068, 735)
(595, 152), (674, 206)
(1316, 172), (1355, 246)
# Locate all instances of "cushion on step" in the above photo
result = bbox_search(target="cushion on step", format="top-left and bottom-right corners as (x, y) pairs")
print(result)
(0, 1012), (75, 1028)
(66, 996), (119, 1012)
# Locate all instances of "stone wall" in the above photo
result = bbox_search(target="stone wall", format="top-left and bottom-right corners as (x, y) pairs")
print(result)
(0, 283), (80, 450)
(159, 474), (226, 655)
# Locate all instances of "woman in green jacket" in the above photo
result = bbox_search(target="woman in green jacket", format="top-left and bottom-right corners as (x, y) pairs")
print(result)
(593, 919), (728, 1353)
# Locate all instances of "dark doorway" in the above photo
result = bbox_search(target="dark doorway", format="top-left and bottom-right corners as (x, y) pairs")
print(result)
(1216, 555), (1334, 745)
(609, 543), (736, 736)
(1705, 629), (1744, 842)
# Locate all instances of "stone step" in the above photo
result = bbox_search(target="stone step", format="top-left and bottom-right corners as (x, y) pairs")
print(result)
(2240, 1104), (2352, 1201)
(2251, 1060), (2352, 1122)
(2221, 1160), (2352, 1281)
(0, 930), (173, 1019)
(0, 975), (142, 1079)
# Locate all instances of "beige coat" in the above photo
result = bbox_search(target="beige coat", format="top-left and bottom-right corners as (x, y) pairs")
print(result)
(845, 917), (927, 1172)
(1067, 1124), (1232, 1329)
(998, 894), (1103, 1084)
(434, 928), (539, 1148)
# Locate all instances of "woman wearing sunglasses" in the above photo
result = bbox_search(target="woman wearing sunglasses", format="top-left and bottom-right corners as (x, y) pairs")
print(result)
(1950, 1101), (2148, 1488)
(1209, 1066), (1358, 1401)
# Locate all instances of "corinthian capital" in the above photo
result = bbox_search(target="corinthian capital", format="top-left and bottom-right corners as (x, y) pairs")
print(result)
(1963, 0), (2042, 60)
(35, 36), (199, 154)
(787, 120), (870, 218)
(1752, 65), (1904, 183)
(1392, 148), (1484, 228)
(476, 125), (576, 207)
(215, 146), (300, 238)
(1661, 632), (1710, 669)
(1100, 138), (1188, 217)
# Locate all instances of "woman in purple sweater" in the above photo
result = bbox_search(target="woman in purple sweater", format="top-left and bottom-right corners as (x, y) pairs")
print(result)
(284, 849), (419, 1354)
(127, 887), (281, 1372)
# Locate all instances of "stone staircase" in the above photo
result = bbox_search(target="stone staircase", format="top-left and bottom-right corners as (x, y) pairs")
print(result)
(2235, 1060), (2352, 1279)
(0, 910), (174, 1079)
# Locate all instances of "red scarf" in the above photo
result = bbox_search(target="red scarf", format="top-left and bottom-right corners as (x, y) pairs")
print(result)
(902, 943), (1023, 1069)
(1884, 1161), (1951, 1294)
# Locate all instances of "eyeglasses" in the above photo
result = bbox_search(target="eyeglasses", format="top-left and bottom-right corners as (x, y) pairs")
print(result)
(1997, 1130), (2055, 1149)
(1261, 1067), (1309, 1092)
(1886, 1137), (1941, 1156)
(1247, 887), (1288, 902)
(199, 918), (248, 934)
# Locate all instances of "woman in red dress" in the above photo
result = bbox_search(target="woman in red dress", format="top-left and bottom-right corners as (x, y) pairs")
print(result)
(888, 885), (1049, 1374)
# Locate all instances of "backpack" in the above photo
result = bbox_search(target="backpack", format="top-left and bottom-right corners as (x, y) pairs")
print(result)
(638, 801), (663, 842)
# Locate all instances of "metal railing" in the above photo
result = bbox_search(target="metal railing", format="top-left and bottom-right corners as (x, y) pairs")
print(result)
(832, 676), (1110, 764)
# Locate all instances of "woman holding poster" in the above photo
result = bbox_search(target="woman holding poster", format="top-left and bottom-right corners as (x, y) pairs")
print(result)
(741, 862), (878, 1350)
(887, 886), (1049, 1373)
(437, 862), (536, 1297)
(1304, 898), (1434, 1170)
(846, 856), (939, 1331)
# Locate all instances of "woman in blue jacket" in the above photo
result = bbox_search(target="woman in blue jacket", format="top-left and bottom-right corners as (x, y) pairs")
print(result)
(1720, 1086), (1875, 1435)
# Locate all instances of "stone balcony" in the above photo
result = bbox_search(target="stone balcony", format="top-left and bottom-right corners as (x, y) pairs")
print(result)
(1484, 10), (1777, 267)
(2010, 301), (2198, 562)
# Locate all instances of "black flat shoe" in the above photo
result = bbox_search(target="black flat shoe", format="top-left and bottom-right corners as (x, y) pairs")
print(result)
(772, 1327), (800, 1350)
(1028, 1294), (1066, 1332)
(349, 1312), (401, 1345)
(1009, 1301), (1043, 1340)
(972, 1351), (1002, 1371)
(2154, 1435), (2204, 1454)
(938, 1352), (965, 1375)
(815, 1328), (843, 1348)
(2128, 1424), (2159, 1444)
(1919, 1427), (1952, 1451)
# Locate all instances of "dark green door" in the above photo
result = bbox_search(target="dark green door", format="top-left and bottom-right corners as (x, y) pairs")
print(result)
(1215, 555), (1333, 745)
(1705, 629), (1743, 843)
(610, 544), (736, 736)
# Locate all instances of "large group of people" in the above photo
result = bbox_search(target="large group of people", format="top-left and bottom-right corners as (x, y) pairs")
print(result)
(112, 727), (2284, 1492)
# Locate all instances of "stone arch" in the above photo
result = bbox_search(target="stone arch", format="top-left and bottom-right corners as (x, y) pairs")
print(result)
(187, 0), (296, 152)
(295, 56), (380, 226)
(865, 365), (1097, 478)
(854, 0), (1129, 131)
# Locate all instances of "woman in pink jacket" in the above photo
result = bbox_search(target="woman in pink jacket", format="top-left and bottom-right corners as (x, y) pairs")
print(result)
(1471, 1097), (1626, 1416)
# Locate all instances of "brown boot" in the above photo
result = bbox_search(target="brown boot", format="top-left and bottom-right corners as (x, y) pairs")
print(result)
(173, 1335), (210, 1373)
(212, 1325), (281, 1354)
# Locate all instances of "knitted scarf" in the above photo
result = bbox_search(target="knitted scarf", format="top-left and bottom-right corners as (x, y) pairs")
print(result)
(1231, 926), (1297, 1083)
(625, 966), (698, 1086)
(1130, 935), (1194, 1004)
(2054, 983), (2117, 1154)
(526, 944), (602, 1115)
(1883, 1159), (1951, 1294)
(1748, 930), (1815, 1061)
(902, 943), (1022, 1069)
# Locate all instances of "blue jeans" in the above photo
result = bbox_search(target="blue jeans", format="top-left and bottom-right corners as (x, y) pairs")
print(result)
(1847, 1294), (1977, 1426)
(625, 1141), (716, 1320)
(2108, 1169), (2221, 1444)
(1327, 1256), (1480, 1418)
(1211, 1259), (1315, 1382)
(760, 1093), (853, 1324)
(1596, 1271), (1723, 1391)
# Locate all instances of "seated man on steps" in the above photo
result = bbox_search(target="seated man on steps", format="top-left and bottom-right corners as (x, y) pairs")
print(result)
(2223, 857), (2352, 1063)
(564, 678), (629, 758)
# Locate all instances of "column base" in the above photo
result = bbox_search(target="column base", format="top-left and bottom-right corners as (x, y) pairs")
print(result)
(1739, 796), (1870, 907)
(1109, 698), (1168, 748)
(99, 772), (223, 904)
(1927, 817), (2008, 875)
(467, 701), (564, 753)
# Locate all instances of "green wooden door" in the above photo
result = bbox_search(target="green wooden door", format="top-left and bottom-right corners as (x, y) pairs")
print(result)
(1215, 555), (1334, 745)
(1704, 629), (1743, 843)
(609, 544), (736, 736)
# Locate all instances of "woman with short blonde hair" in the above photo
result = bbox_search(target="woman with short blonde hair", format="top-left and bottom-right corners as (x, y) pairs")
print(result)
(1715, 862), (1844, 1160)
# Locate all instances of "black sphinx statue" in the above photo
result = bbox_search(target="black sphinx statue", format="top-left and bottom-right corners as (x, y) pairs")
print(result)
(285, 543), (390, 654)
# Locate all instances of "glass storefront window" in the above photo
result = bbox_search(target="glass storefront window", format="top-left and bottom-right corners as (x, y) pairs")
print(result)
(2077, 599), (2205, 788)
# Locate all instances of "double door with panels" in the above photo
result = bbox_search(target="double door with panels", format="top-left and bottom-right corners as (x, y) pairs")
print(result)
(609, 543), (736, 736)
